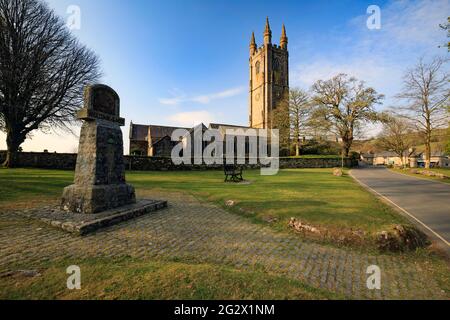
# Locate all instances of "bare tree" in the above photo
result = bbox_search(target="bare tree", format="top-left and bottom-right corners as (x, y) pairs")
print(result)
(439, 17), (449, 51)
(0, 0), (101, 167)
(289, 88), (310, 156)
(272, 93), (291, 156)
(310, 74), (384, 157)
(377, 113), (415, 167)
(396, 57), (449, 168)
(446, 105), (450, 155)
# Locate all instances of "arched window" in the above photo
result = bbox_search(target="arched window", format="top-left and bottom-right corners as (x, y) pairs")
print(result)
(255, 61), (260, 74)
(273, 58), (280, 71)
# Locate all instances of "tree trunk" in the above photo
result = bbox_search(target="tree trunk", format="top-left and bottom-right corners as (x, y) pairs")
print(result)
(2, 130), (23, 168)
(425, 131), (432, 169)
(343, 144), (351, 158)
(398, 152), (405, 168)
(341, 133), (352, 158)
(340, 144), (350, 168)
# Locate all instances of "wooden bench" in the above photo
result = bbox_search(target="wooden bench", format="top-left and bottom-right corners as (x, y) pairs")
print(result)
(224, 164), (243, 182)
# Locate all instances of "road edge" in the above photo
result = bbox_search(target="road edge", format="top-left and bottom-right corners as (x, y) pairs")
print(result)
(387, 168), (450, 186)
(349, 169), (450, 257)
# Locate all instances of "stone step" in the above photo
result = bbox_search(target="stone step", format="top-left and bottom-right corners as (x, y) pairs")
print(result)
(17, 199), (168, 236)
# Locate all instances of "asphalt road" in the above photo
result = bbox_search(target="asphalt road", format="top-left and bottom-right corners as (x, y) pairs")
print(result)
(351, 167), (450, 250)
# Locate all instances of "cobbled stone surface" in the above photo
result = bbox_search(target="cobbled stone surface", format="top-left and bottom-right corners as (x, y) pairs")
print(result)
(0, 192), (447, 299)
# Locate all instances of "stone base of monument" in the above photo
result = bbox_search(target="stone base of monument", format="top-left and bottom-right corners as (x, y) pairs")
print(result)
(48, 84), (168, 235)
(17, 199), (168, 236)
(61, 183), (136, 214)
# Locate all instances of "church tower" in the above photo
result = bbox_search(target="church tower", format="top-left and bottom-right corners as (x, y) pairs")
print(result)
(249, 18), (289, 129)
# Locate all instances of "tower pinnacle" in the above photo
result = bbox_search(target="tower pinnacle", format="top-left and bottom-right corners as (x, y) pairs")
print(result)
(250, 31), (257, 54)
(264, 16), (272, 45)
(280, 23), (288, 49)
(249, 19), (290, 129)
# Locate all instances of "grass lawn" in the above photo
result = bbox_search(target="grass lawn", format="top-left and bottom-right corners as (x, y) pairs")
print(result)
(391, 168), (450, 184)
(0, 257), (340, 300)
(129, 169), (409, 237)
(0, 168), (410, 249)
(430, 168), (450, 175)
(0, 168), (448, 300)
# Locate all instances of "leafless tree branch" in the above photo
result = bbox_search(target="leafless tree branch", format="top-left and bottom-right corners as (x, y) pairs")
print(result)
(0, 0), (101, 167)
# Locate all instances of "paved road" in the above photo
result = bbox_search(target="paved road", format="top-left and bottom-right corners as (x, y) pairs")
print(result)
(351, 167), (450, 249)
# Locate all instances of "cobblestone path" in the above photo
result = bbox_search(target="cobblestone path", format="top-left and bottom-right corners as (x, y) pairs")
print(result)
(0, 192), (447, 299)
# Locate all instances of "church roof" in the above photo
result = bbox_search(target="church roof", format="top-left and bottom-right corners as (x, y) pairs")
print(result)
(129, 123), (149, 141)
(151, 135), (174, 146)
(209, 123), (258, 137)
(209, 123), (251, 130)
(130, 123), (189, 141)
(149, 125), (189, 140)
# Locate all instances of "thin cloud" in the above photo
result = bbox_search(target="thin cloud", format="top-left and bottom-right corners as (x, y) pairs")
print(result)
(159, 97), (184, 105)
(291, 0), (449, 139)
(292, 0), (448, 93)
(349, 0), (450, 47)
(159, 86), (244, 105)
(167, 110), (215, 127)
(292, 58), (403, 97)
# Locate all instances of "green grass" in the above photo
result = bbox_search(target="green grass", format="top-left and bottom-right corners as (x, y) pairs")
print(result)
(128, 169), (408, 235)
(425, 168), (450, 176)
(0, 169), (72, 204)
(0, 168), (407, 236)
(0, 257), (340, 300)
(0, 168), (448, 300)
(391, 168), (450, 184)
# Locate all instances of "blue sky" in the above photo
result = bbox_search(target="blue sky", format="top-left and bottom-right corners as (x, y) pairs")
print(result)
(1, 0), (448, 153)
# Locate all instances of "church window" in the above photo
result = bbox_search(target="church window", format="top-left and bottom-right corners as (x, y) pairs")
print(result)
(273, 58), (280, 71)
(255, 61), (260, 74)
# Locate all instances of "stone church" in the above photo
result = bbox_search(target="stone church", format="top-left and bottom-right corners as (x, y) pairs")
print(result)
(129, 18), (289, 157)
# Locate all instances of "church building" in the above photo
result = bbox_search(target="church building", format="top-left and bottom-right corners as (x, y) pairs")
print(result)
(129, 18), (289, 156)
(249, 17), (289, 129)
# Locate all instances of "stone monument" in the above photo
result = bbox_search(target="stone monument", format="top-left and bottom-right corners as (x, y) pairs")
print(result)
(61, 84), (136, 214)
(16, 84), (167, 235)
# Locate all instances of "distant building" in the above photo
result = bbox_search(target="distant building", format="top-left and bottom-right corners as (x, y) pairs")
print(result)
(359, 152), (375, 165)
(129, 18), (289, 157)
(129, 123), (188, 156)
(360, 151), (450, 168)
(130, 121), (257, 157)
(410, 152), (450, 168)
(249, 17), (289, 129)
(372, 152), (409, 166)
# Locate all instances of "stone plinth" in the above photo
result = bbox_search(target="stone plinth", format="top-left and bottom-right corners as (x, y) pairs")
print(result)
(61, 183), (135, 214)
(61, 84), (136, 214)
(20, 200), (168, 235)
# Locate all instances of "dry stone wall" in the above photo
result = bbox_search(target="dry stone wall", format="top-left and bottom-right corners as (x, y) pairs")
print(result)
(0, 151), (356, 170)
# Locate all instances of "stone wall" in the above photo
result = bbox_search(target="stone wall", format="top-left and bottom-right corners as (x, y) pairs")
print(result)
(0, 151), (78, 170)
(125, 156), (356, 171)
(0, 151), (356, 171)
(129, 140), (148, 156)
